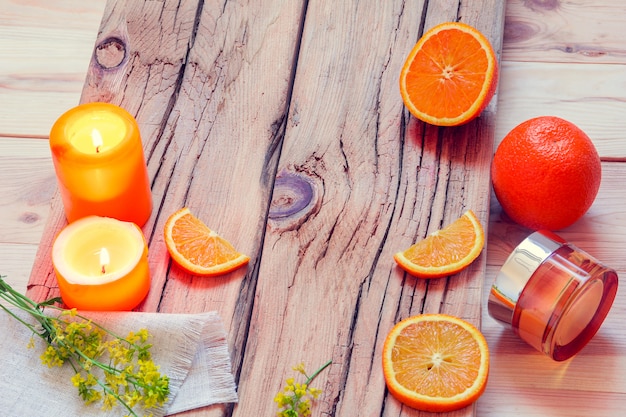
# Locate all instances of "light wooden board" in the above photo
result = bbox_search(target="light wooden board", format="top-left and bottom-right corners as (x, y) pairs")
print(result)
(503, 0), (626, 64)
(4, 0), (626, 416)
(0, 138), (55, 242)
(0, 1), (106, 136)
(0, 137), (54, 293)
(494, 61), (626, 157)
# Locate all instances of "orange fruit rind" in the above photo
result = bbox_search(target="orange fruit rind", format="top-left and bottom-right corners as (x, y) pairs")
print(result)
(491, 116), (601, 231)
(164, 207), (249, 277)
(394, 210), (485, 278)
(382, 314), (489, 412)
(400, 21), (499, 126)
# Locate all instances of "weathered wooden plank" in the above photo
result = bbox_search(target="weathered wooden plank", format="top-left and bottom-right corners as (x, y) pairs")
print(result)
(503, 0), (626, 64)
(144, 5), (310, 417)
(26, 0), (504, 416)
(0, 243), (38, 294)
(234, 1), (430, 414)
(27, 0), (203, 301)
(234, 1), (505, 416)
(27, 1), (307, 416)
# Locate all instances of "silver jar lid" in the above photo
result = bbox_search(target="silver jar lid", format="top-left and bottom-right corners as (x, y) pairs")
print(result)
(488, 230), (565, 325)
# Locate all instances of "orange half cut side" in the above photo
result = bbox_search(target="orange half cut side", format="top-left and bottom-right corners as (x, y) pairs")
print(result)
(399, 21), (499, 126)
(382, 314), (490, 412)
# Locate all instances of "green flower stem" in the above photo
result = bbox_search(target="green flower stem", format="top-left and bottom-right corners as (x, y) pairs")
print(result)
(275, 360), (332, 416)
(0, 275), (169, 417)
(0, 277), (59, 340)
(304, 359), (332, 385)
(73, 357), (139, 417)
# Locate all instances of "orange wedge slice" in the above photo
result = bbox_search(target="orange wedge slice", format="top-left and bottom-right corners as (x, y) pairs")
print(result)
(394, 210), (484, 278)
(382, 314), (489, 412)
(164, 207), (249, 276)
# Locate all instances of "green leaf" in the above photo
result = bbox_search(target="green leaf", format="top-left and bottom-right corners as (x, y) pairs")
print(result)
(37, 297), (63, 308)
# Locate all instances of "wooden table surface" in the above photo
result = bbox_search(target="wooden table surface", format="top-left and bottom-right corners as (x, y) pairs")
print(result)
(1, 1), (625, 416)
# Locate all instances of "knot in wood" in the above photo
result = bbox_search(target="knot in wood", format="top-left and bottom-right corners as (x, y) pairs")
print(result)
(94, 37), (127, 69)
(523, 0), (560, 12)
(503, 20), (536, 43)
(268, 171), (320, 231)
(19, 211), (40, 225)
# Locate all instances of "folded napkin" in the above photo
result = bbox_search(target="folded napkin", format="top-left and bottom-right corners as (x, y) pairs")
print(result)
(0, 309), (238, 417)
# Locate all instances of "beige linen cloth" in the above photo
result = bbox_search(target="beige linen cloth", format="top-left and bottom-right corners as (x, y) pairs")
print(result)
(0, 309), (238, 417)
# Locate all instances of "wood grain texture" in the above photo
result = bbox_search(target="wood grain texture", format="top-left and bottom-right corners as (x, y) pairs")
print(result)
(494, 61), (626, 158)
(0, 138), (55, 242)
(236, 2), (503, 416)
(24, 0), (505, 416)
(0, 137), (55, 293)
(0, 1), (106, 136)
(503, 0), (626, 64)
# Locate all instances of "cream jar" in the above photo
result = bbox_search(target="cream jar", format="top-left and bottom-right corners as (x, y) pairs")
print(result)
(488, 230), (618, 361)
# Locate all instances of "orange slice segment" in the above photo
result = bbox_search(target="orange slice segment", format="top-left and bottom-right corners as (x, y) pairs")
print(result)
(382, 314), (489, 412)
(164, 207), (249, 276)
(399, 21), (499, 126)
(394, 210), (484, 278)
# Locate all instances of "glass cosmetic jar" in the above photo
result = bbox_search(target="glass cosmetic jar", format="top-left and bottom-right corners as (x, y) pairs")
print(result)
(488, 230), (618, 361)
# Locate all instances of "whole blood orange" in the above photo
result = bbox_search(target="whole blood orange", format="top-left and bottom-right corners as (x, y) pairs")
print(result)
(491, 116), (601, 230)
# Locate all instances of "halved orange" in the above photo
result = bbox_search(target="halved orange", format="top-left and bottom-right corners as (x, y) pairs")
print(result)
(164, 207), (249, 276)
(382, 314), (489, 412)
(394, 210), (484, 278)
(399, 21), (498, 126)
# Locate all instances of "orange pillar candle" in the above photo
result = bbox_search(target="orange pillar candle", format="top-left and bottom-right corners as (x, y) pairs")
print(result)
(49, 102), (152, 226)
(52, 216), (151, 311)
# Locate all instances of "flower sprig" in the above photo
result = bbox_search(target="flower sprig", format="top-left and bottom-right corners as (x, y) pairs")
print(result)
(274, 360), (332, 417)
(0, 276), (169, 417)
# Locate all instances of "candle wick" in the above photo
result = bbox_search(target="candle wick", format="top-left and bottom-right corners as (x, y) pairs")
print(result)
(91, 128), (104, 153)
(99, 248), (110, 275)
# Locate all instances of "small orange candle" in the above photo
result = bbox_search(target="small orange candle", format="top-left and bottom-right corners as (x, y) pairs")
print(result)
(49, 102), (152, 226)
(52, 216), (151, 311)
